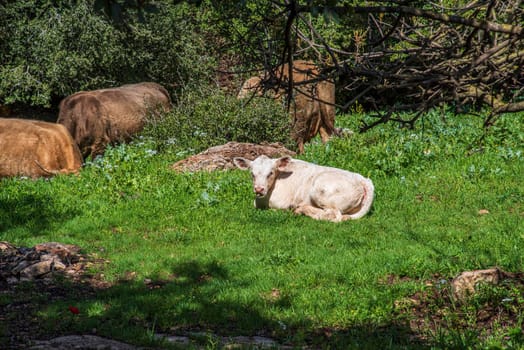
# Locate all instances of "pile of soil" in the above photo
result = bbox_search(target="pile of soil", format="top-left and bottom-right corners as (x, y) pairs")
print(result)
(171, 141), (296, 172)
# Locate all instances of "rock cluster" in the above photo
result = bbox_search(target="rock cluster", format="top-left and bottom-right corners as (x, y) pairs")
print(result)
(0, 241), (84, 284)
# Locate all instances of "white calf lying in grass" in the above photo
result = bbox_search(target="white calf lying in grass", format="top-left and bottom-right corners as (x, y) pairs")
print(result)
(233, 155), (374, 222)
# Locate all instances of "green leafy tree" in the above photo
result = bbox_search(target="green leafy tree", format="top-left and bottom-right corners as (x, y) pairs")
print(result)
(0, 1), (127, 106)
(0, 1), (216, 107)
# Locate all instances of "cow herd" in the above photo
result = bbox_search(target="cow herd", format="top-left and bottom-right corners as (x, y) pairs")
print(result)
(0, 118), (82, 178)
(57, 82), (172, 159)
(0, 82), (171, 178)
(0, 61), (375, 221)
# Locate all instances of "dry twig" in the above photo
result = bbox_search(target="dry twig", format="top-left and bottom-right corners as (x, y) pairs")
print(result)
(245, 0), (523, 129)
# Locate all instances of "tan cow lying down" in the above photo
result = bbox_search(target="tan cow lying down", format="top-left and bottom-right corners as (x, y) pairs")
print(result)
(0, 118), (82, 178)
(58, 82), (172, 159)
(238, 60), (336, 154)
(234, 155), (374, 222)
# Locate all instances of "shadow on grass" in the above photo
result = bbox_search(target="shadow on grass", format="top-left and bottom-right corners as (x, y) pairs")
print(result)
(3, 259), (436, 349)
(0, 192), (79, 234)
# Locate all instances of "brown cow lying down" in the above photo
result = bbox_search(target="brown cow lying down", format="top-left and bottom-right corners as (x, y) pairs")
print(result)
(0, 118), (82, 178)
(238, 60), (336, 153)
(57, 82), (172, 159)
(234, 155), (374, 222)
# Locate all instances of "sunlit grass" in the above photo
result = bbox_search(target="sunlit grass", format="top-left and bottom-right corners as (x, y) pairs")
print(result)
(1, 111), (523, 348)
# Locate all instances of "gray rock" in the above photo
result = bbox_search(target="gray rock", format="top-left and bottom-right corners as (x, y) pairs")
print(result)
(452, 267), (505, 300)
(0, 241), (17, 255)
(20, 260), (54, 279)
(12, 260), (31, 274)
(30, 335), (142, 350)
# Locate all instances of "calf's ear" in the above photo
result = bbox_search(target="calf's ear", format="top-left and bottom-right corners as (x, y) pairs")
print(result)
(276, 156), (291, 171)
(233, 157), (251, 170)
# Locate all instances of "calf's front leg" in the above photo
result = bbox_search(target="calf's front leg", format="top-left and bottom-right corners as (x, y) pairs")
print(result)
(294, 205), (343, 223)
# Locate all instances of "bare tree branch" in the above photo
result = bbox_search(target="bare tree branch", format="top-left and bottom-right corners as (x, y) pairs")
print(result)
(236, 0), (523, 130)
(296, 4), (523, 36)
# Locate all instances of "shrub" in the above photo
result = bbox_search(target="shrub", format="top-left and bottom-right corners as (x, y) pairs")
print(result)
(142, 86), (294, 152)
(119, 3), (217, 89)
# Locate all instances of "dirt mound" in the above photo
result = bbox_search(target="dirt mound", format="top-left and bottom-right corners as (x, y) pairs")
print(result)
(171, 141), (296, 172)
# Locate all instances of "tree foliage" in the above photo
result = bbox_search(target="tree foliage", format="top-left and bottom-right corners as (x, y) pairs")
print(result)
(0, 0), (216, 107)
(1, 0), (521, 131)
(215, 0), (523, 129)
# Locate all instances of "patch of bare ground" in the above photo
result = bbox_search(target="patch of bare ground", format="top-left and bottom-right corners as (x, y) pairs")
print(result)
(0, 242), (110, 349)
(389, 270), (524, 344)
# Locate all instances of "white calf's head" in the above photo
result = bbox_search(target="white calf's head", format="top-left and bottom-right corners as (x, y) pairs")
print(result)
(233, 155), (291, 197)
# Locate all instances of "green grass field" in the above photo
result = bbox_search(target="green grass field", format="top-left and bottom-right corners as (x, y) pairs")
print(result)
(1, 111), (523, 349)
